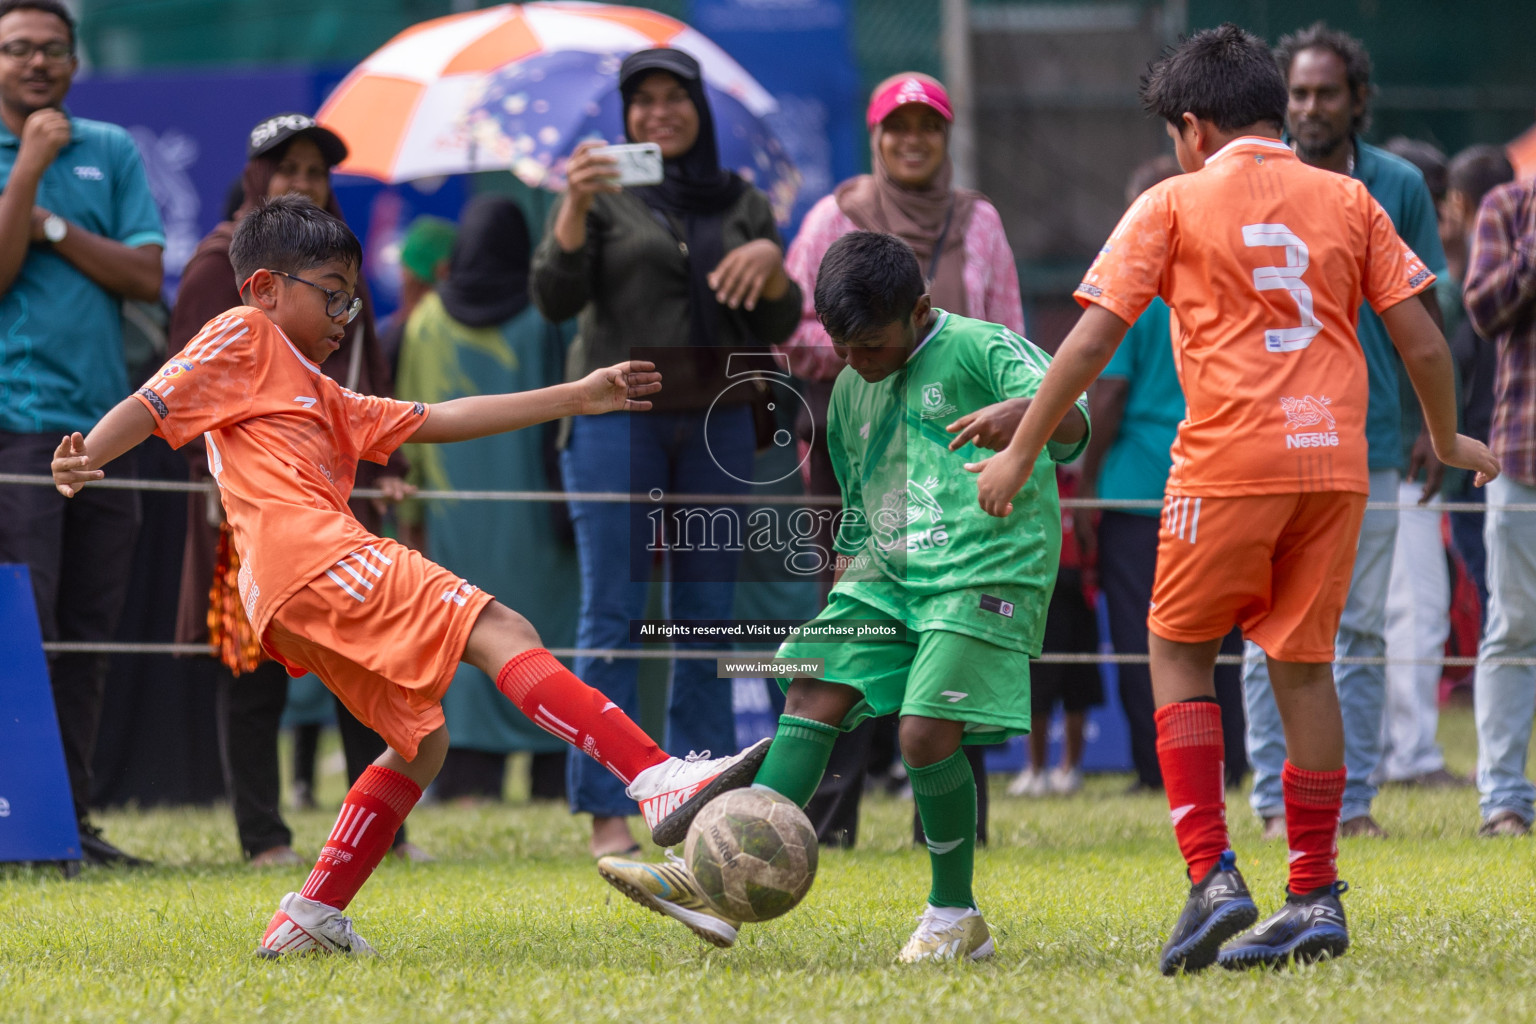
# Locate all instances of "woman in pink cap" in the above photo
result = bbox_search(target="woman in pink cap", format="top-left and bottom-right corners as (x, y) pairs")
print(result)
(778, 72), (1024, 849)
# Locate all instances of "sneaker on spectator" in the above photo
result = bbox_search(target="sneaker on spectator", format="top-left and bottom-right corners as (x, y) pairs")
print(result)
(1006, 767), (1047, 797)
(1048, 766), (1084, 796)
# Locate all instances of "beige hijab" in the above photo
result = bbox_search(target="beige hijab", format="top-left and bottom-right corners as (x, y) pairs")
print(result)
(834, 123), (980, 315)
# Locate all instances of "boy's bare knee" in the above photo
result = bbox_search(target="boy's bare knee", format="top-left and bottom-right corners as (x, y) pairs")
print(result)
(463, 601), (544, 674)
(899, 715), (964, 769)
(784, 677), (859, 727)
(380, 724), (449, 789)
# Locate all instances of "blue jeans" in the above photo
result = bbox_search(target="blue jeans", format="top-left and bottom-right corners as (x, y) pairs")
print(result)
(560, 407), (754, 818)
(1243, 470), (1398, 821)
(1475, 475), (1536, 823)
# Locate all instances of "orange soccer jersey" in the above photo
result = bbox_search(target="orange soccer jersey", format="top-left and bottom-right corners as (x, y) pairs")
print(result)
(1076, 136), (1433, 498)
(133, 307), (429, 640)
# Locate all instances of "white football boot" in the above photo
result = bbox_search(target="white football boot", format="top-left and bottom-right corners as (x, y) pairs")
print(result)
(597, 850), (740, 948)
(255, 892), (377, 958)
(897, 905), (994, 963)
(628, 738), (772, 846)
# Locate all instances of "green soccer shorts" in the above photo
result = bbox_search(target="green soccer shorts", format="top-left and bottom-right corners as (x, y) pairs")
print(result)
(774, 589), (1032, 743)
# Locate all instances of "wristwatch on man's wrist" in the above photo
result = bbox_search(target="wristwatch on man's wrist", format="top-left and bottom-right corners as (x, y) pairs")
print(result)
(42, 214), (66, 244)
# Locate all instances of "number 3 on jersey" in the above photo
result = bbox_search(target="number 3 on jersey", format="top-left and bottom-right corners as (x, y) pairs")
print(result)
(1243, 223), (1322, 353)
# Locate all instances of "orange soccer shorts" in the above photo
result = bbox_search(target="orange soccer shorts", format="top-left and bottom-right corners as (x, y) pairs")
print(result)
(1147, 491), (1367, 663)
(262, 536), (495, 760)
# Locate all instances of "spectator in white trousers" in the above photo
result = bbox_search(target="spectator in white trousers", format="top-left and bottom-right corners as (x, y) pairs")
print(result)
(1374, 138), (1460, 788)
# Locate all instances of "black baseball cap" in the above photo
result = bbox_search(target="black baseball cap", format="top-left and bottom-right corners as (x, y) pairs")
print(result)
(247, 112), (349, 165)
(619, 48), (701, 97)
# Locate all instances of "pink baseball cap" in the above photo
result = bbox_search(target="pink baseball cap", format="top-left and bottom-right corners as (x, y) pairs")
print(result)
(866, 73), (953, 129)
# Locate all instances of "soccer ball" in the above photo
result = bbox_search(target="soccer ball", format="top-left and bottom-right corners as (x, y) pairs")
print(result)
(684, 787), (818, 922)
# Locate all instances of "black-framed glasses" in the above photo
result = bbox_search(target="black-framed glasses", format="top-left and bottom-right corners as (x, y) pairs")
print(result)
(0, 40), (73, 62)
(271, 270), (362, 324)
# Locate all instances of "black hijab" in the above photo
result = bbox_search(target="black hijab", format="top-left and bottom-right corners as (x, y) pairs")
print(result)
(439, 194), (532, 328)
(619, 48), (746, 347)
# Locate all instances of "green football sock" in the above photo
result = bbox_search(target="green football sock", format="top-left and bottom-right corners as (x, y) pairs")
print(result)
(907, 748), (977, 909)
(751, 715), (839, 807)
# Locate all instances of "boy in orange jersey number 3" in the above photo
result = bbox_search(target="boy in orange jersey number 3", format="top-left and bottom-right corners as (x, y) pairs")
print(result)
(970, 25), (1498, 973)
(51, 195), (770, 957)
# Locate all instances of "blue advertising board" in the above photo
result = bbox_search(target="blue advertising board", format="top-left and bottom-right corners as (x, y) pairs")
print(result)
(691, 0), (861, 241)
(0, 565), (81, 862)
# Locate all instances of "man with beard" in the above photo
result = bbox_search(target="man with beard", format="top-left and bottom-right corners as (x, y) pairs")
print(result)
(1239, 22), (1446, 841)
(0, 0), (164, 865)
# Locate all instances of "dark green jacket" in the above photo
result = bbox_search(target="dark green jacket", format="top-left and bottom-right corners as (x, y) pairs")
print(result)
(531, 186), (801, 412)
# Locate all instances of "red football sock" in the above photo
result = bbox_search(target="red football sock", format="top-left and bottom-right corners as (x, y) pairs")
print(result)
(1155, 700), (1228, 881)
(496, 649), (667, 784)
(1282, 760), (1345, 893)
(300, 765), (420, 910)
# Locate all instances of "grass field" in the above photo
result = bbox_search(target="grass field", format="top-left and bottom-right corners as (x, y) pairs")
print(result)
(4, 707), (1534, 1024)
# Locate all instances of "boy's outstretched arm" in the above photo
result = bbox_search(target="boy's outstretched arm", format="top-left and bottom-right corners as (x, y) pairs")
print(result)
(967, 304), (1130, 516)
(1379, 297), (1500, 486)
(409, 360), (661, 444)
(51, 398), (158, 497)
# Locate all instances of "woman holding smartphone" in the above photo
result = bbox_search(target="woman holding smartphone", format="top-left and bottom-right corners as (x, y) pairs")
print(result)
(532, 48), (801, 857)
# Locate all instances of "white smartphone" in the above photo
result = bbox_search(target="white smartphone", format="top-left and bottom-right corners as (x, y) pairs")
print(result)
(591, 142), (664, 187)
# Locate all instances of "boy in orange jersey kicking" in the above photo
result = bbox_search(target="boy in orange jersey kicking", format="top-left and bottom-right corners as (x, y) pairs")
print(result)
(969, 24), (1498, 973)
(51, 195), (769, 957)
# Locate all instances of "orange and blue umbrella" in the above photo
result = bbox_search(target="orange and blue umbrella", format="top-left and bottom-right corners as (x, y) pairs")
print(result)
(316, 2), (799, 220)
(461, 49), (800, 223)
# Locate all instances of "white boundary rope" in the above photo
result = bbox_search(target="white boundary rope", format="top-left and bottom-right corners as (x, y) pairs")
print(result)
(0, 472), (1517, 512)
(9, 473), (1511, 665)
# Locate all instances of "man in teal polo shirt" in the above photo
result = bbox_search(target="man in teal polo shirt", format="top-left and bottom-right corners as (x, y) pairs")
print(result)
(0, 0), (164, 866)
(1240, 22), (1448, 840)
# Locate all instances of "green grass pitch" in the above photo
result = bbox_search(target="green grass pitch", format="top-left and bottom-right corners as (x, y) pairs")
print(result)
(3, 708), (1535, 1023)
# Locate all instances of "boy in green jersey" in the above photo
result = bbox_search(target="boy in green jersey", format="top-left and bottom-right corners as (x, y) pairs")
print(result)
(599, 231), (1089, 960)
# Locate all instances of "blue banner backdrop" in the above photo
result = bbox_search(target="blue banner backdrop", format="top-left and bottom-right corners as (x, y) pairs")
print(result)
(691, 0), (861, 243)
(68, 69), (467, 322)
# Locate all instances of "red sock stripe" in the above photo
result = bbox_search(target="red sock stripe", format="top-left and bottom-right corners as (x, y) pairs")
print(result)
(1154, 701), (1223, 748)
(301, 765), (420, 911)
(494, 649), (667, 784)
(1282, 760), (1344, 893)
(352, 764), (422, 820)
(1282, 761), (1346, 807)
(1155, 701), (1228, 881)
(496, 648), (566, 705)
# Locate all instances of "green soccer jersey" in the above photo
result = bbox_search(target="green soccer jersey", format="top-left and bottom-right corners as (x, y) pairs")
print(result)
(827, 310), (1088, 654)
